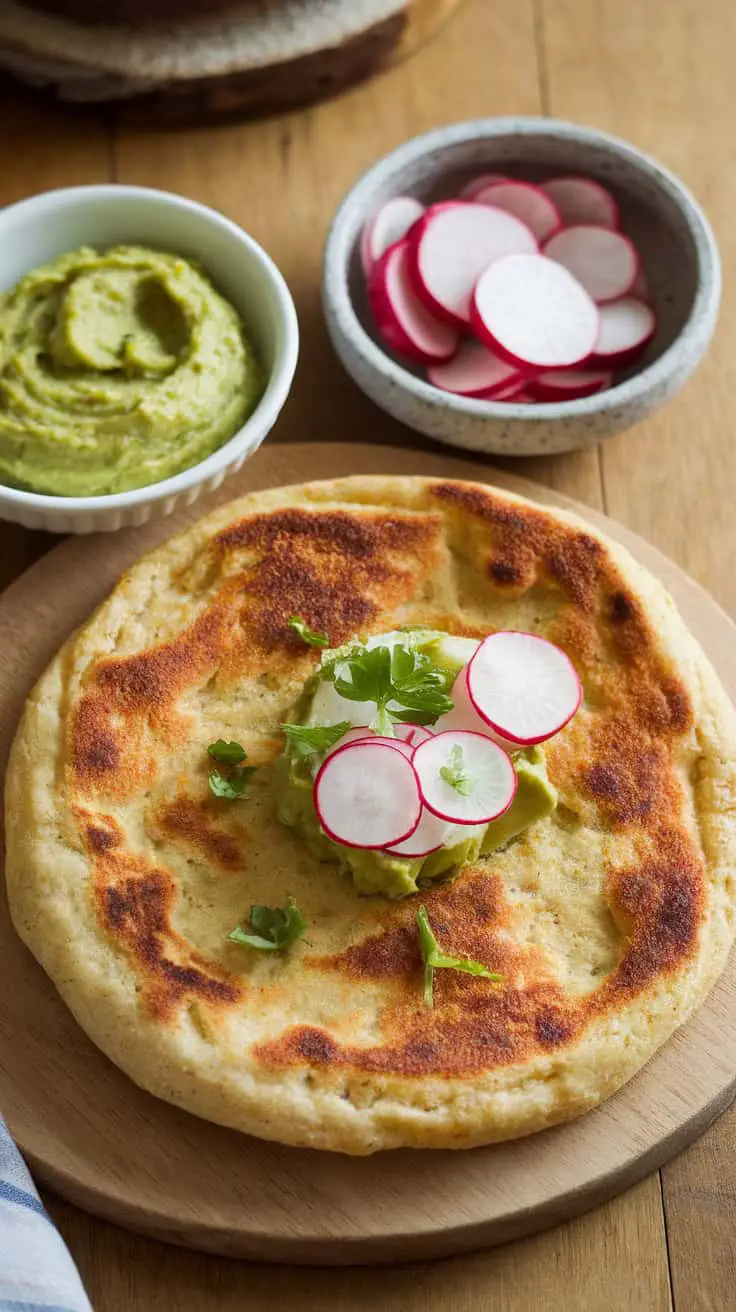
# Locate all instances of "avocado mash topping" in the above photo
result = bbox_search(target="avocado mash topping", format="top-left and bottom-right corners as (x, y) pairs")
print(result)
(0, 245), (263, 496)
(277, 629), (559, 899)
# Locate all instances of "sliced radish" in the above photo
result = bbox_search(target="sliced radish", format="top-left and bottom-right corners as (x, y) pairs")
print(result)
(472, 253), (600, 371)
(314, 741), (421, 850)
(474, 181), (562, 244)
(466, 631), (582, 748)
(385, 805), (450, 858)
(459, 172), (509, 200)
(336, 730), (413, 756)
(409, 202), (538, 327)
(369, 240), (461, 365)
(589, 297), (656, 366)
(492, 381), (536, 401)
(543, 225), (639, 304)
(527, 368), (613, 401)
(325, 726), (419, 762)
(360, 196), (425, 276)
(490, 389), (536, 403)
(412, 730), (517, 826)
(393, 723), (434, 750)
(368, 239), (460, 365)
(427, 340), (523, 399)
(540, 176), (619, 230)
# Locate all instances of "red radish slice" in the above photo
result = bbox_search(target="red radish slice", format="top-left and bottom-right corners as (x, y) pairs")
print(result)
(492, 380), (536, 400)
(589, 297), (656, 365)
(360, 196), (425, 276)
(474, 181), (562, 243)
(527, 368), (613, 401)
(345, 732), (414, 757)
(409, 202), (538, 327)
(459, 172), (509, 200)
(369, 240), (460, 365)
(543, 225), (639, 304)
(314, 740), (422, 850)
(540, 176), (619, 230)
(393, 723), (434, 750)
(385, 805), (450, 858)
(466, 631), (582, 748)
(412, 730), (517, 825)
(502, 390), (535, 403)
(427, 340), (522, 399)
(325, 726), (417, 760)
(472, 253), (600, 371)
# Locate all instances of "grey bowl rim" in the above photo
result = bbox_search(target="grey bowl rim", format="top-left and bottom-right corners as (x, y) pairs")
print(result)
(323, 116), (722, 424)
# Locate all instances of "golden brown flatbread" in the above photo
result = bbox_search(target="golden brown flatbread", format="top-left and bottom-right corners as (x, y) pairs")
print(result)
(6, 475), (736, 1153)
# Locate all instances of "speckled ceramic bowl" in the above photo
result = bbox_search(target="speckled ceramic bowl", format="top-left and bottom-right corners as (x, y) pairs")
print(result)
(323, 118), (720, 457)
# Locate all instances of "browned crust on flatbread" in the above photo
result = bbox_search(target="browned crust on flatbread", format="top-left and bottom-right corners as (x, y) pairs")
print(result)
(62, 481), (709, 1077)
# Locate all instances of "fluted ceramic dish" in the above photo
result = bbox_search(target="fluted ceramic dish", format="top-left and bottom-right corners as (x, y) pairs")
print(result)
(323, 117), (720, 457)
(0, 185), (299, 533)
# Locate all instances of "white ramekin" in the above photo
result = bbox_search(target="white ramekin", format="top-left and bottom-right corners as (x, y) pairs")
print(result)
(0, 185), (299, 533)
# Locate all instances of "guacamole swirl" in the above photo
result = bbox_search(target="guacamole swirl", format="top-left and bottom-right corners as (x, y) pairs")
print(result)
(277, 629), (558, 899)
(0, 245), (263, 496)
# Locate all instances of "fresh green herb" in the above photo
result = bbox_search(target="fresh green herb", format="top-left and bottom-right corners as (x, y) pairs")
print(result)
(208, 766), (256, 799)
(439, 744), (474, 796)
(417, 906), (503, 1008)
(331, 642), (454, 735)
(282, 720), (352, 758)
(207, 739), (247, 765)
(228, 898), (307, 951)
(207, 739), (256, 799)
(288, 615), (330, 648)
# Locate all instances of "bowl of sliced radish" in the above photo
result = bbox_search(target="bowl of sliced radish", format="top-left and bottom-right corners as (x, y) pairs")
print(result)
(323, 117), (720, 456)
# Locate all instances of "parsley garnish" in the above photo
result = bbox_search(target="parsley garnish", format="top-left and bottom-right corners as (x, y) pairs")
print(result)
(331, 642), (454, 735)
(439, 744), (474, 796)
(288, 615), (330, 648)
(417, 906), (503, 1008)
(228, 898), (306, 951)
(208, 739), (247, 765)
(282, 721), (352, 758)
(207, 738), (256, 799)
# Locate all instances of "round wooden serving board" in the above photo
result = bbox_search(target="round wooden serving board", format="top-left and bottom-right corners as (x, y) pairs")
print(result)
(1, 442), (735, 1266)
(0, 0), (464, 119)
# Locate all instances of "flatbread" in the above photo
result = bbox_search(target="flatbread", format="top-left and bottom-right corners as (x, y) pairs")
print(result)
(6, 475), (736, 1153)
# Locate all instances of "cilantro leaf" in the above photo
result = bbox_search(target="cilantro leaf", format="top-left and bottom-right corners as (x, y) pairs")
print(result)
(208, 766), (256, 799)
(417, 906), (503, 1008)
(288, 615), (330, 648)
(207, 739), (256, 800)
(282, 721), (352, 758)
(208, 739), (247, 765)
(333, 644), (392, 704)
(228, 898), (306, 951)
(439, 744), (474, 796)
(330, 641), (454, 733)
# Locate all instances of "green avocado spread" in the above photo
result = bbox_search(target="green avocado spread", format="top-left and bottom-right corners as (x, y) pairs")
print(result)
(276, 630), (558, 899)
(0, 245), (263, 497)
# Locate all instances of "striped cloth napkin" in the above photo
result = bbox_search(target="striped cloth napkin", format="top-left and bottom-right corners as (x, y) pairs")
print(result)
(0, 1116), (93, 1312)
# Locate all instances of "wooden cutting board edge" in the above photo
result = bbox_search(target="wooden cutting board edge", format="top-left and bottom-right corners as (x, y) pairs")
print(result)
(1, 439), (734, 1266)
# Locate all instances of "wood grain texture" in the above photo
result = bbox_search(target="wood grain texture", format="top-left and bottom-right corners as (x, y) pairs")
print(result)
(540, 4), (736, 1308)
(46, 1176), (671, 1312)
(0, 443), (734, 1275)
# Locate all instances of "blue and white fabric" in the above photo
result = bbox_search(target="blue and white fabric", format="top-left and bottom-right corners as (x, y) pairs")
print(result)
(0, 1116), (92, 1312)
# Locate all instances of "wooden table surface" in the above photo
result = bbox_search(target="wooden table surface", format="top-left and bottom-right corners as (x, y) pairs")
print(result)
(1, 0), (734, 1307)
